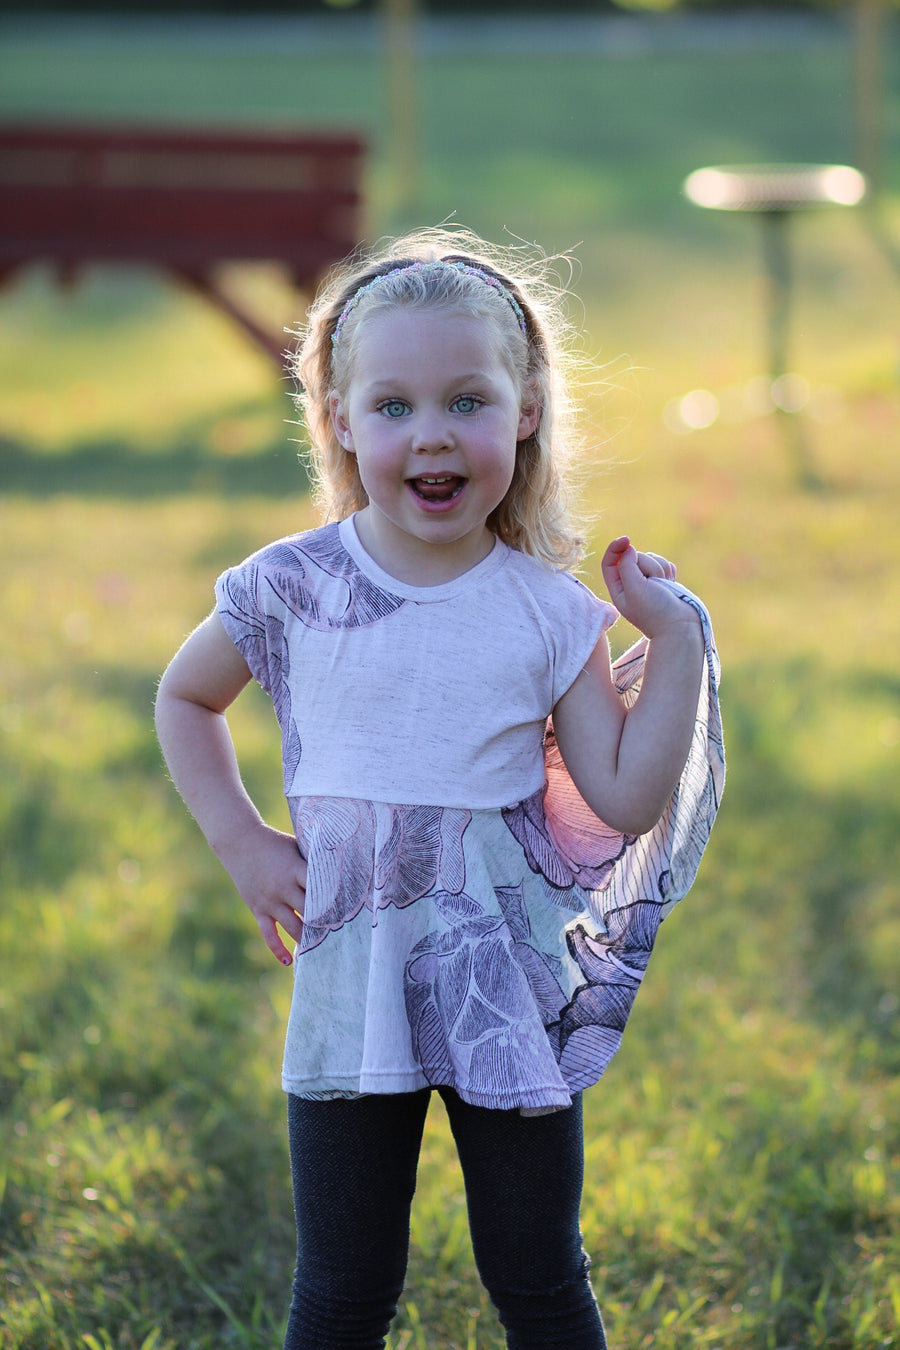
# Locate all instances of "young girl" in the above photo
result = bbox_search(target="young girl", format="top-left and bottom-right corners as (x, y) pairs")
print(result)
(155, 227), (724, 1350)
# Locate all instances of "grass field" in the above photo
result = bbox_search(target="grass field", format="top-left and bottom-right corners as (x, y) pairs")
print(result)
(1, 14), (899, 1350)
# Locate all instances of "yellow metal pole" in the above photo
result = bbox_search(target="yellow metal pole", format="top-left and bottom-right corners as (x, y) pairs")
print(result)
(380, 0), (420, 221)
(854, 0), (884, 193)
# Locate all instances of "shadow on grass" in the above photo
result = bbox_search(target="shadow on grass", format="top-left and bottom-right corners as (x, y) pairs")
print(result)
(0, 436), (311, 498)
(714, 659), (899, 1067)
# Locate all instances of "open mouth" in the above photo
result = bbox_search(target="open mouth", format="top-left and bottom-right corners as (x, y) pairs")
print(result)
(408, 475), (466, 503)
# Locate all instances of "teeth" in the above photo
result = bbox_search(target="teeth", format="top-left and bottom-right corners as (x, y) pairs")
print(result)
(418, 476), (453, 483)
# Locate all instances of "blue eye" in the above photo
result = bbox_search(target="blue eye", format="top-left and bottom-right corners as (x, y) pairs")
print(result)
(378, 399), (409, 419)
(452, 395), (482, 414)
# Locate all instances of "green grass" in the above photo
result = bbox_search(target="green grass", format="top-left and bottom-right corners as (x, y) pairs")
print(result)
(1, 17), (899, 1350)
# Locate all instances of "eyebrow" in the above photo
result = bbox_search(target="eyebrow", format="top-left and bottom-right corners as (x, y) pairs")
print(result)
(363, 373), (492, 393)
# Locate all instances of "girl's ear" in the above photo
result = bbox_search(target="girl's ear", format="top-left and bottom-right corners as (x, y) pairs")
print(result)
(516, 396), (542, 442)
(329, 393), (355, 452)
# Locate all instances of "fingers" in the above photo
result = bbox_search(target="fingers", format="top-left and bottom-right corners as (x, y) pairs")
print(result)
(603, 537), (677, 585)
(600, 536), (632, 607)
(603, 535), (631, 554)
(261, 916), (293, 967)
(638, 551), (677, 582)
(246, 876), (305, 966)
(601, 535), (631, 569)
(233, 827), (307, 966)
(602, 537), (682, 634)
(259, 903), (304, 966)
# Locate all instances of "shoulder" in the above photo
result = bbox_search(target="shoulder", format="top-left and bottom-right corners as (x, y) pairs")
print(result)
(217, 522), (348, 598)
(501, 547), (614, 621)
(236, 521), (341, 574)
(215, 522), (338, 622)
(219, 520), (408, 633)
(501, 544), (588, 591)
(496, 549), (618, 700)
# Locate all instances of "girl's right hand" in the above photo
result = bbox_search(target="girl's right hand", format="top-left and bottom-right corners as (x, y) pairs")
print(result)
(222, 823), (307, 966)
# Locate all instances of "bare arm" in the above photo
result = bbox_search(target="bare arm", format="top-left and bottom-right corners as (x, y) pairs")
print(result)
(154, 611), (306, 965)
(553, 537), (704, 836)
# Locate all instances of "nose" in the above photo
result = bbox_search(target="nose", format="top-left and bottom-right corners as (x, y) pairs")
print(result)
(411, 410), (453, 454)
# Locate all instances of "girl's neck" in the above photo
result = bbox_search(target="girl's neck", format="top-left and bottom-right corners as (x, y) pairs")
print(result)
(351, 508), (496, 587)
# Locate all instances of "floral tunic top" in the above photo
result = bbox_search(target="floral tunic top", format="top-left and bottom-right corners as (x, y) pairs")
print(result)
(216, 517), (725, 1114)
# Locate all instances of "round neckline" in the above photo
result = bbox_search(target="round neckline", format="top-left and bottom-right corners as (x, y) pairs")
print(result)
(339, 515), (508, 601)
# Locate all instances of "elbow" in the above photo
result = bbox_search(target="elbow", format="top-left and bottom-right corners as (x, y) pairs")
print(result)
(153, 678), (177, 757)
(153, 666), (198, 745)
(568, 767), (671, 838)
(594, 787), (673, 838)
(153, 668), (176, 735)
(152, 675), (167, 733)
(602, 805), (666, 838)
(620, 806), (667, 838)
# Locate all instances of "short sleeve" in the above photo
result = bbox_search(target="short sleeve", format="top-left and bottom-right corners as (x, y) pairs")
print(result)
(215, 557), (276, 696)
(542, 572), (618, 707)
(215, 550), (305, 789)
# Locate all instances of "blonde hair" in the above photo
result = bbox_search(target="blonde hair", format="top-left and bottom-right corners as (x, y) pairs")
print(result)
(292, 226), (586, 571)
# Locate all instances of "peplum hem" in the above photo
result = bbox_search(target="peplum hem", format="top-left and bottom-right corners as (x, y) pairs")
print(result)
(281, 1070), (574, 1115)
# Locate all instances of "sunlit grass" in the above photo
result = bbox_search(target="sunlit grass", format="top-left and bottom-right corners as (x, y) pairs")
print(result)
(1, 17), (899, 1350)
(2, 398), (897, 1350)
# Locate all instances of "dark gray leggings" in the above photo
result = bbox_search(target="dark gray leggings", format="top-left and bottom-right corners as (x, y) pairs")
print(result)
(283, 1088), (607, 1350)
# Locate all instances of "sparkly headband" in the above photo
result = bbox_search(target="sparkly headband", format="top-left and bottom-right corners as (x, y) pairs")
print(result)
(331, 259), (528, 350)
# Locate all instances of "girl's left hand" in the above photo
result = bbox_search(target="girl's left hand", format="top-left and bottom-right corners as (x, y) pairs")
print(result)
(601, 536), (690, 638)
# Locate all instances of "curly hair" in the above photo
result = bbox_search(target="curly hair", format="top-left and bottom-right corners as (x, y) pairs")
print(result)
(291, 225), (587, 571)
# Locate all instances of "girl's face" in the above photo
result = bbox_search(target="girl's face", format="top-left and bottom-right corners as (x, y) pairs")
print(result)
(330, 307), (538, 585)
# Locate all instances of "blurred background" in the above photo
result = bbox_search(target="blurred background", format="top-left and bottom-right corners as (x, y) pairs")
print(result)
(1, 2), (898, 1348)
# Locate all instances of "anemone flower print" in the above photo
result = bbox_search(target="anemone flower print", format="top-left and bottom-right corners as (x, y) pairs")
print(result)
(404, 884), (572, 1106)
(502, 725), (633, 897)
(268, 524), (407, 632)
(216, 566), (303, 786)
(290, 797), (471, 952)
(550, 902), (665, 1089)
